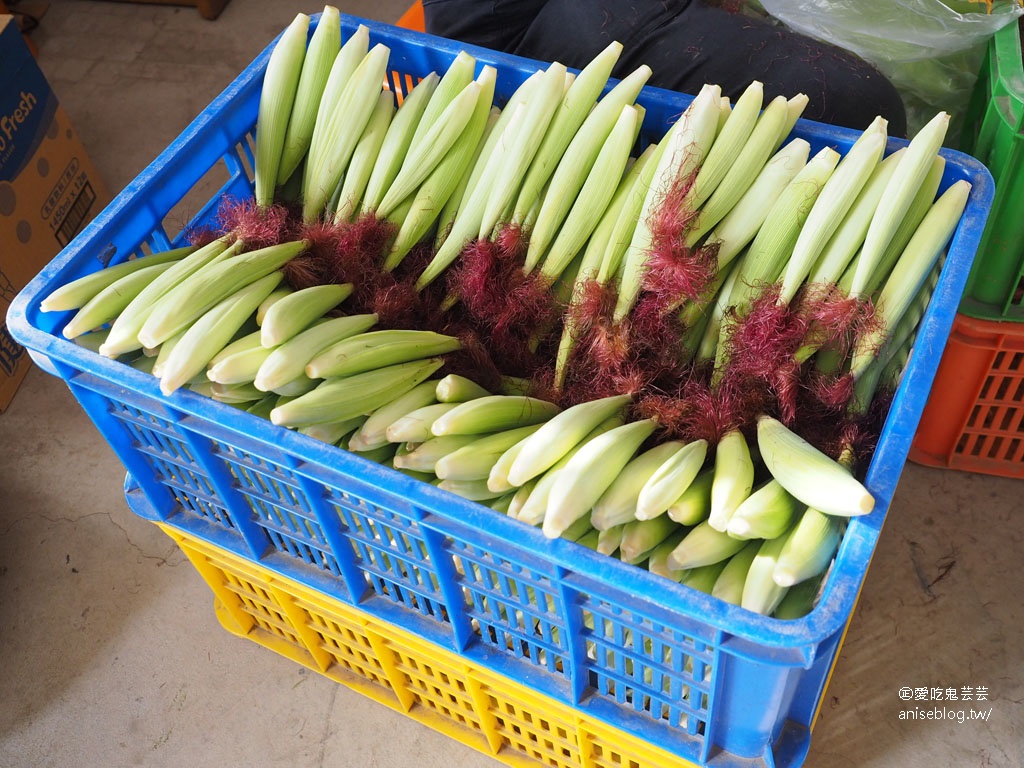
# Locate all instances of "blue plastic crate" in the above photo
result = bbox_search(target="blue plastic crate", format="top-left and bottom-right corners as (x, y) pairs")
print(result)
(8, 13), (994, 768)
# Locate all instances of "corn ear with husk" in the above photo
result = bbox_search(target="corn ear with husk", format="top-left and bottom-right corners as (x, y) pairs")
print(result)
(726, 479), (800, 540)
(332, 90), (395, 222)
(849, 180), (971, 380)
(536, 104), (640, 284)
(850, 111), (950, 295)
(393, 433), (482, 473)
(506, 394), (632, 487)
(347, 380), (438, 452)
(360, 70), (439, 213)
(254, 313), (377, 393)
(707, 429), (754, 532)
(434, 424), (545, 481)
(61, 261), (181, 340)
(42, 245), (194, 314)
(667, 521), (748, 571)
(543, 418), (658, 539)
(435, 374), (491, 403)
(430, 395), (561, 436)
(384, 66), (497, 271)
(277, 6), (342, 186)
(255, 12), (309, 207)
(138, 240), (307, 349)
(710, 540), (762, 605)
(635, 439), (708, 521)
(260, 283), (353, 347)
(386, 402), (461, 444)
(512, 41), (626, 228)
(302, 43), (390, 222)
(270, 358), (444, 428)
(590, 440), (685, 531)
(741, 532), (793, 616)
(159, 272), (284, 395)
(305, 329), (462, 379)
(666, 468), (714, 526)
(773, 507), (843, 587)
(615, 83), (722, 322)
(757, 415), (874, 516)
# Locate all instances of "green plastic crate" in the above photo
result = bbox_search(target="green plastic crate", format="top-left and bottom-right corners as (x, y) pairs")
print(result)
(959, 19), (1024, 322)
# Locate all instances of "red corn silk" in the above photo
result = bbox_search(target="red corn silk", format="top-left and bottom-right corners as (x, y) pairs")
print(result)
(215, 197), (294, 249)
(642, 163), (718, 311)
(795, 283), (880, 363)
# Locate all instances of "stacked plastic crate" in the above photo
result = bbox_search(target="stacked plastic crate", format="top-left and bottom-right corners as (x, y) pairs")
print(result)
(910, 21), (1024, 479)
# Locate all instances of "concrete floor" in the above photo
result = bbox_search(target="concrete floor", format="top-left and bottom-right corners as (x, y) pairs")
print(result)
(1, 2), (1022, 767)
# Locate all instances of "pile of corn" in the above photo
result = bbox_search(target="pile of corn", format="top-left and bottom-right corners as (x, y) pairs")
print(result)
(41, 8), (971, 620)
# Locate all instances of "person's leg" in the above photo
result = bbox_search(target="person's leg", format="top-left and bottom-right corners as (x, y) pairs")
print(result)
(432, 0), (906, 135)
(422, 0), (550, 54)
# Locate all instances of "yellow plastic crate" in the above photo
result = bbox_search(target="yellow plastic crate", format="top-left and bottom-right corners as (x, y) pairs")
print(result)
(159, 523), (695, 768)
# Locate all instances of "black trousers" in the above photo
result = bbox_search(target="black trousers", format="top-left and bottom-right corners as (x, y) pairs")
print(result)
(422, 0), (908, 136)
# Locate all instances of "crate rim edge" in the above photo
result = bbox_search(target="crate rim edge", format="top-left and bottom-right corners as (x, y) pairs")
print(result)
(5, 11), (995, 664)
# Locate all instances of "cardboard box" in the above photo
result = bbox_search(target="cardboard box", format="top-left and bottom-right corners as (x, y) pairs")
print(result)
(0, 15), (110, 411)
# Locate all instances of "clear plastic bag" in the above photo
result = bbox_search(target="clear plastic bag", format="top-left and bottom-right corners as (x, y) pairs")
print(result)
(759, 0), (1023, 141)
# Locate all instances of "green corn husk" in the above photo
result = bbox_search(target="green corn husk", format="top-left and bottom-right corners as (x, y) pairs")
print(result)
(543, 419), (659, 539)
(61, 261), (181, 340)
(666, 469), (714, 526)
(614, 82), (721, 322)
(711, 540), (763, 605)
(707, 429), (754, 532)
(256, 287), (294, 326)
(645, 528), (690, 579)
(260, 282), (353, 347)
(535, 104), (640, 284)
(376, 79), (484, 219)
(138, 240), (308, 349)
(254, 313), (378, 393)
(726, 479), (801, 541)
(635, 439), (709, 521)
(159, 272), (285, 395)
(590, 440), (685, 531)
(597, 525), (625, 557)
(386, 402), (461, 444)
(302, 42), (390, 222)
(506, 394), (631, 488)
(666, 521), (747, 571)
(430, 395), (561, 436)
(435, 374), (491, 403)
(270, 358), (443, 428)
(332, 90), (395, 222)
(305, 329), (461, 380)
(255, 12), (309, 207)
(684, 94), (793, 248)
(434, 424), (546, 481)
(684, 80), (766, 214)
(300, 415), (366, 445)
(360, 70), (440, 214)
(512, 42), (627, 227)
(384, 66), (497, 271)
(741, 532), (793, 616)
(773, 507), (843, 587)
(679, 560), (729, 595)
(41, 245), (194, 314)
(619, 514), (681, 565)
(850, 111), (950, 296)
(277, 5), (342, 186)
(393, 434), (482, 473)
(698, 137), (810, 272)
(772, 572), (825, 619)
(347, 380), (439, 452)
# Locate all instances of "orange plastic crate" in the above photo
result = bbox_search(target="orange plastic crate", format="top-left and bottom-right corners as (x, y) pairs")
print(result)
(910, 313), (1024, 477)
